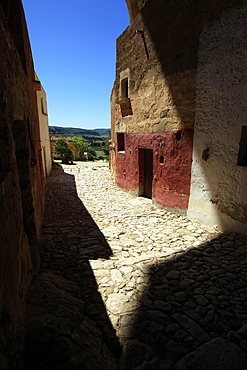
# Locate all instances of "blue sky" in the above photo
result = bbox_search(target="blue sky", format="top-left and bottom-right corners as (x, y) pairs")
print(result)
(22, 0), (129, 129)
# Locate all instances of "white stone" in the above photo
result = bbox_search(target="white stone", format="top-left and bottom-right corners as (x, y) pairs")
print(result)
(119, 266), (133, 274)
(106, 293), (129, 314)
(110, 269), (123, 283)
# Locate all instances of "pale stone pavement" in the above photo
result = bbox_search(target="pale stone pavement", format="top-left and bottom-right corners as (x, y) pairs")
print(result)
(25, 162), (247, 370)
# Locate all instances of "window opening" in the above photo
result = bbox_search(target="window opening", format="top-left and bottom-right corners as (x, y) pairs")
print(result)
(41, 98), (48, 116)
(175, 131), (182, 141)
(117, 133), (125, 152)
(41, 98), (44, 114)
(160, 155), (164, 164)
(237, 126), (247, 166)
(121, 77), (129, 99)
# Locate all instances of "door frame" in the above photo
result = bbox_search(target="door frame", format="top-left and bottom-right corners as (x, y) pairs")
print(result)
(138, 148), (153, 199)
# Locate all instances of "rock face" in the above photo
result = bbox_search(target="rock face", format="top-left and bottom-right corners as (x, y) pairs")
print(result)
(0, 1), (44, 368)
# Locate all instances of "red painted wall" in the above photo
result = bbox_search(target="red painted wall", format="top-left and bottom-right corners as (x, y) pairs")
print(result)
(115, 129), (193, 209)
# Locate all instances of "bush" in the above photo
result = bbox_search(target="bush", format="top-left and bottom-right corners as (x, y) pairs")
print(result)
(54, 139), (74, 164)
(63, 147), (74, 164)
(87, 148), (97, 161)
(72, 136), (90, 160)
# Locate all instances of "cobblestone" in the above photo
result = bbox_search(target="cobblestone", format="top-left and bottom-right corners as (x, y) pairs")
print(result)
(28, 163), (247, 369)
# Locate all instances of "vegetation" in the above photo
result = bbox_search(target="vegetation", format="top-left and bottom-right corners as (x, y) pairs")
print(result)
(54, 139), (74, 164)
(49, 126), (110, 138)
(72, 136), (91, 160)
(87, 148), (97, 161)
(51, 126), (111, 162)
(102, 146), (109, 160)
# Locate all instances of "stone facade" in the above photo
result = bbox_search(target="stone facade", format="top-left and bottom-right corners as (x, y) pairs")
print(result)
(35, 74), (52, 177)
(0, 1), (45, 367)
(124, 0), (150, 22)
(115, 130), (193, 209)
(187, 3), (247, 234)
(111, 0), (197, 210)
(112, 0), (247, 234)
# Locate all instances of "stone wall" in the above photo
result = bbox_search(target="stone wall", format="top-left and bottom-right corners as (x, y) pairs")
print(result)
(113, 12), (196, 134)
(125, 0), (151, 22)
(0, 1), (45, 367)
(115, 0), (243, 135)
(36, 75), (52, 177)
(109, 84), (117, 176)
(187, 2), (247, 234)
(112, 0), (198, 210)
(112, 0), (247, 232)
(115, 129), (193, 209)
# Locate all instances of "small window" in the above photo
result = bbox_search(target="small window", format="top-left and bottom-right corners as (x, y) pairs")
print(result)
(41, 98), (48, 116)
(237, 126), (247, 166)
(121, 77), (129, 99)
(41, 98), (44, 114)
(117, 133), (125, 152)
(175, 131), (182, 141)
(160, 155), (164, 164)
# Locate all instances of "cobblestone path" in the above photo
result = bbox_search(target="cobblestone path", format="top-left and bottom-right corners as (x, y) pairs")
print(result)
(25, 163), (247, 370)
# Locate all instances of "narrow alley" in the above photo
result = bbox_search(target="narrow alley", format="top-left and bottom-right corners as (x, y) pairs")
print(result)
(25, 163), (247, 370)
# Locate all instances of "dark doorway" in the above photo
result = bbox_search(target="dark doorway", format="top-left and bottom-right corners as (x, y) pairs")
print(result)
(139, 148), (153, 199)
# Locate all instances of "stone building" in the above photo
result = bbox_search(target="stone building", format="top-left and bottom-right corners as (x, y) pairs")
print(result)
(111, 0), (247, 235)
(0, 0), (46, 367)
(35, 74), (52, 177)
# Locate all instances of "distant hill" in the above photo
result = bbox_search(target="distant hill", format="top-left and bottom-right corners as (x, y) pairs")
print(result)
(49, 126), (110, 137)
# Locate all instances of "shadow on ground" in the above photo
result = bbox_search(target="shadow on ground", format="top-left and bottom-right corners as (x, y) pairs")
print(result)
(24, 165), (121, 370)
(120, 233), (247, 370)
(24, 165), (247, 370)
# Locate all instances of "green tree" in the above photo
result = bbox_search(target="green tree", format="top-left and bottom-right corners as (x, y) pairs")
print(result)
(72, 136), (91, 160)
(87, 148), (97, 161)
(54, 139), (74, 164)
(102, 147), (109, 160)
(102, 134), (110, 160)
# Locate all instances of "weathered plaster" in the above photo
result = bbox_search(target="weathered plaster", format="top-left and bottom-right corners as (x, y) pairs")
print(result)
(188, 3), (247, 234)
(113, 0), (246, 233)
(114, 19), (196, 134)
(115, 129), (193, 209)
(36, 75), (52, 177)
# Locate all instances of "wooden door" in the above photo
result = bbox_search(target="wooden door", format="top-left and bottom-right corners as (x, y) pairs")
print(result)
(139, 148), (153, 199)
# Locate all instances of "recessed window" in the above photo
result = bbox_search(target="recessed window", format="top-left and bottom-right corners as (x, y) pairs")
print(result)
(160, 155), (164, 164)
(41, 98), (48, 115)
(176, 131), (182, 141)
(117, 133), (125, 152)
(237, 126), (247, 166)
(121, 77), (129, 99)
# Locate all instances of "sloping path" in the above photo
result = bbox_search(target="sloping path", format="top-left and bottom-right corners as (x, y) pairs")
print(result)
(25, 163), (247, 369)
